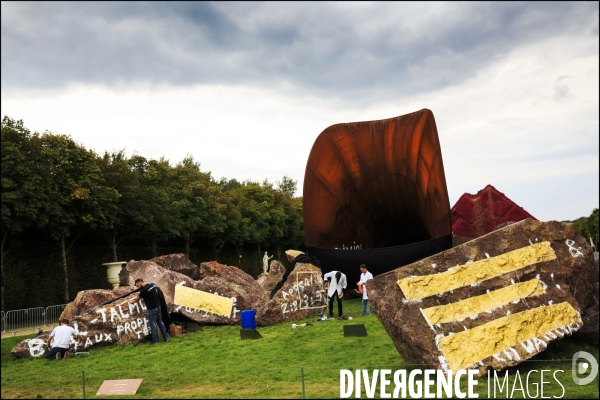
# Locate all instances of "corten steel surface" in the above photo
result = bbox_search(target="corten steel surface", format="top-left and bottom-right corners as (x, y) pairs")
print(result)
(303, 109), (452, 251)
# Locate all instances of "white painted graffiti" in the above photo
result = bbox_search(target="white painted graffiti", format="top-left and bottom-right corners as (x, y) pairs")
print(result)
(86, 299), (152, 345)
(25, 338), (47, 357)
(566, 239), (583, 258)
(280, 271), (327, 316)
(492, 321), (583, 365)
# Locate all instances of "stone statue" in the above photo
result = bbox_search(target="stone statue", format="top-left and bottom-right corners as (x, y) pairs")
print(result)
(262, 252), (273, 275)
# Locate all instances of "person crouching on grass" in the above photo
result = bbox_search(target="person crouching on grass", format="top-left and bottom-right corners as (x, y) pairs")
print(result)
(46, 319), (82, 360)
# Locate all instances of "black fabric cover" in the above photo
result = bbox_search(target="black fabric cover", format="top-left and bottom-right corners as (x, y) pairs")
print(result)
(157, 286), (170, 327)
(240, 329), (262, 340)
(308, 234), (452, 290)
(343, 324), (367, 337)
(270, 253), (322, 299)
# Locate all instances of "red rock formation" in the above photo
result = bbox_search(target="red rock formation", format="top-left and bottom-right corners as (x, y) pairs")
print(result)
(451, 184), (536, 238)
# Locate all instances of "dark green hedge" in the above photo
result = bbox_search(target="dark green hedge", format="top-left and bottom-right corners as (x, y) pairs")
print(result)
(2, 240), (292, 311)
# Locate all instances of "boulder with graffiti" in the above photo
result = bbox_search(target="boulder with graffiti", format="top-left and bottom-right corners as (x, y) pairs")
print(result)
(12, 251), (327, 357)
(366, 219), (598, 375)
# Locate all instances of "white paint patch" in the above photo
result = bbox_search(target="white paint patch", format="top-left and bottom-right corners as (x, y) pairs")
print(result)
(485, 253), (490, 258)
(401, 297), (423, 305)
(439, 355), (450, 372)
(26, 338), (46, 357)
(566, 239), (583, 257)
(535, 275), (548, 290)
(420, 308), (435, 332)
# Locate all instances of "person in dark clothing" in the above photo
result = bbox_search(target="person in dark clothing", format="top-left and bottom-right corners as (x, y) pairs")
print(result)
(133, 279), (169, 344)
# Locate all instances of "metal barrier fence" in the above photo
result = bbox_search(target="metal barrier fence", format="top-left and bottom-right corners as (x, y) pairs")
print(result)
(3, 304), (67, 336)
(45, 304), (68, 327)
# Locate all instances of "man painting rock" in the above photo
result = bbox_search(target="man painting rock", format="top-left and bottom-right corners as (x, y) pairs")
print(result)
(46, 319), (81, 360)
(133, 279), (169, 344)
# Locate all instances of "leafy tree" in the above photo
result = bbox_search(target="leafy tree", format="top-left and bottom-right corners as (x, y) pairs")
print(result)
(572, 208), (599, 251)
(587, 208), (599, 249)
(244, 183), (277, 272)
(216, 191), (242, 264)
(129, 156), (179, 257)
(271, 176), (304, 259)
(96, 150), (141, 261)
(225, 182), (273, 272)
(217, 177), (242, 192)
(272, 193), (305, 260)
(38, 132), (119, 303)
(172, 156), (225, 257)
(276, 175), (298, 198)
(1, 117), (48, 311)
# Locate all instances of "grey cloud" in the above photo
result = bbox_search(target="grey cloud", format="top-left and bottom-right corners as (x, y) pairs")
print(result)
(553, 76), (572, 101)
(1, 1), (598, 104)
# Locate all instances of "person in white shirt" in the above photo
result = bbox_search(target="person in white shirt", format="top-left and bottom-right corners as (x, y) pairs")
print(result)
(357, 264), (375, 315)
(46, 319), (81, 360)
(323, 270), (347, 319)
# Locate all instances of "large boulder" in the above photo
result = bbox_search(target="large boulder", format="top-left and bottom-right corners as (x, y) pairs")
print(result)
(367, 219), (598, 375)
(150, 253), (201, 280)
(11, 331), (52, 358)
(256, 260), (328, 326)
(257, 260), (286, 293)
(119, 258), (261, 325)
(61, 287), (133, 322)
(12, 288), (154, 358)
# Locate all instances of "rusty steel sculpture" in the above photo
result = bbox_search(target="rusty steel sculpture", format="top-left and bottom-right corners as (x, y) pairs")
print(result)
(303, 109), (453, 287)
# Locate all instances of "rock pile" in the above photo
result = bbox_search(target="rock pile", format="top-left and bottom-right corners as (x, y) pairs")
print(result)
(12, 252), (327, 358)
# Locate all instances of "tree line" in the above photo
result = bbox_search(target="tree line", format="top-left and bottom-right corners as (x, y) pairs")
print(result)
(1, 116), (305, 311)
(572, 208), (599, 251)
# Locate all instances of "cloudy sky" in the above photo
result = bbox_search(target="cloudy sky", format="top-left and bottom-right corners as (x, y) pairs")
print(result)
(2, 2), (598, 222)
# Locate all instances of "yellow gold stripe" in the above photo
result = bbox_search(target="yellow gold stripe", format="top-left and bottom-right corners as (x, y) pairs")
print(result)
(438, 302), (580, 370)
(422, 279), (546, 325)
(398, 242), (556, 301)
(174, 285), (234, 317)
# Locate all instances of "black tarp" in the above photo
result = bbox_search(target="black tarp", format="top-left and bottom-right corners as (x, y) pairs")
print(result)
(307, 234), (452, 290)
(270, 253), (322, 299)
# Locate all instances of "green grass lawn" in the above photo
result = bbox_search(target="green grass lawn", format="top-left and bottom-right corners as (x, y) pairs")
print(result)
(1, 299), (598, 398)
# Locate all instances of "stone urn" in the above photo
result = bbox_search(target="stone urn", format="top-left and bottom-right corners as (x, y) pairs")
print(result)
(102, 261), (126, 289)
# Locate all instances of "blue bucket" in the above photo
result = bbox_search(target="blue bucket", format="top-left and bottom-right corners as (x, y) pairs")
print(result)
(241, 310), (256, 330)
